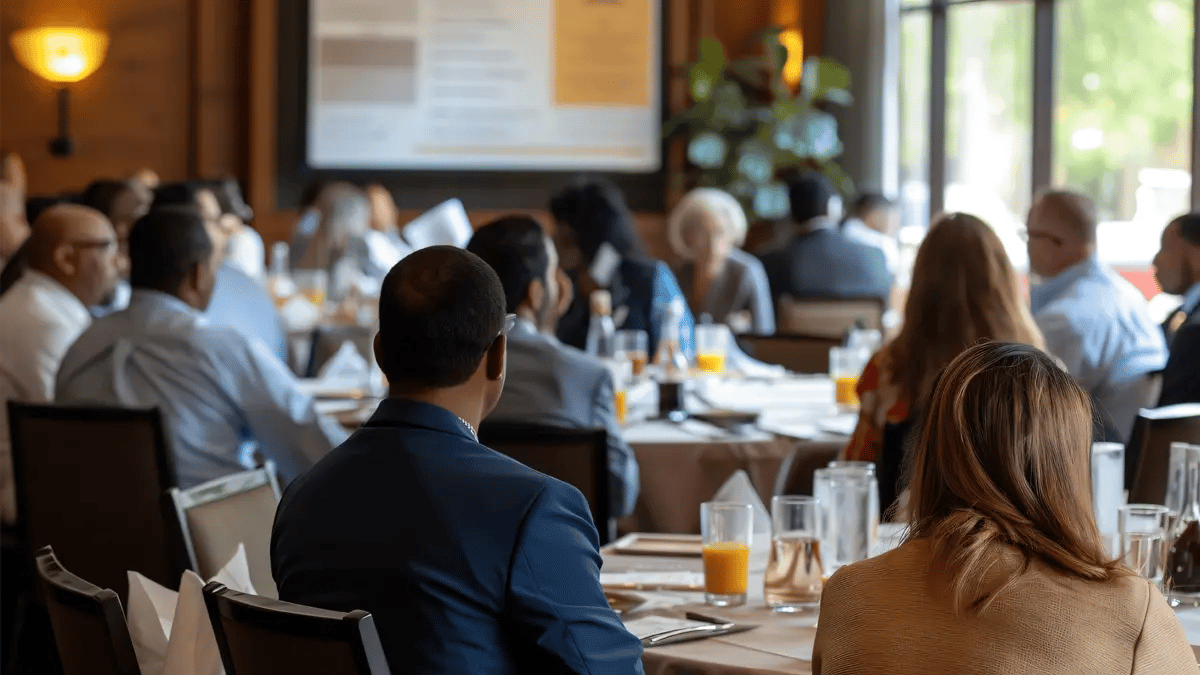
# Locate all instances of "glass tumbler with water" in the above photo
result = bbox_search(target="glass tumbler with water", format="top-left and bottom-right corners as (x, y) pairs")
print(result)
(701, 502), (754, 607)
(813, 467), (873, 577)
(764, 496), (823, 611)
(1120, 504), (1170, 591)
(828, 460), (880, 545)
(1091, 442), (1125, 558)
(1166, 444), (1200, 606)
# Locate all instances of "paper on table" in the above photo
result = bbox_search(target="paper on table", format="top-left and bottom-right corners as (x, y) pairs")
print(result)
(623, 616), (709, 640)
(817, 413), (859, 437)
(600, 571), (705, 590)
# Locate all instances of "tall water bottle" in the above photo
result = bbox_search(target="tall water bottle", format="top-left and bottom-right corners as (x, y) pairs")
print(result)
(585, 290), (616, 358)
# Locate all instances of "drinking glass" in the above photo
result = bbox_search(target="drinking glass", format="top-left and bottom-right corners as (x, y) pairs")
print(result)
(293, 269), (329, 311)
(829, 347), (869, 408)
(701, 502), (754, 607)
(765, 496), (823, 611)
(828, 460), (880, 544)
(615, 330), (649, 378)
(813, 467), (873, 576)
(1119, 504), (1170, 590)
(605, 358), (634, 426)
(694, 324), (727, 375)
(1166, 442), (1200, 517)
(1091, 442), (1125, 558)
(846, 328), (883, 354)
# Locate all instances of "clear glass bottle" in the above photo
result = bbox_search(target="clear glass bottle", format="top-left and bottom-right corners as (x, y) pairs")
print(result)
(267, 241), (296, 306)
(585, 290), (616, 359)
(1166, 445), (1200, 607)
(653, 298), (690, 420)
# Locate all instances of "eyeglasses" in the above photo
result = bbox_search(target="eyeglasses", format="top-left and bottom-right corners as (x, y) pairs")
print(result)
(1017, 228), (1064, 247)
(500, 314), (517, 337)
(68, 238), (119, 254)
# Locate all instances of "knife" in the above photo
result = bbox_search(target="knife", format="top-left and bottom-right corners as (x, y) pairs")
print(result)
(641, 622), (755, 647)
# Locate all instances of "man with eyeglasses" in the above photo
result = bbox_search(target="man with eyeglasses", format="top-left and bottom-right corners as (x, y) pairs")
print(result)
(0, 204), (121, 524)
(271, 246), (644, 675)
(1025, 189), (1167, 441)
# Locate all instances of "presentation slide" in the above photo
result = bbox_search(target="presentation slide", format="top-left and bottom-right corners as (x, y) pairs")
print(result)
(307, 0), (662, 172)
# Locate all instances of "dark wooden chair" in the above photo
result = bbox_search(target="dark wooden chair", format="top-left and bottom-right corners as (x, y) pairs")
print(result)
(736, 332), (843, 374)
(477, 422), (614, 544)
(1128, 404), (1200, 504)
(772, 442), (845, 498)
(8, 402), (189, 600)
(34, 545), (141, 675)
(776, 296), (886, 339)
(203, 582), (391, 675)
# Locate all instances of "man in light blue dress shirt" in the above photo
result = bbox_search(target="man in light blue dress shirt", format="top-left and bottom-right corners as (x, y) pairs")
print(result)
(1026, 190), (1167, 440)
(56, 208), (346, 488)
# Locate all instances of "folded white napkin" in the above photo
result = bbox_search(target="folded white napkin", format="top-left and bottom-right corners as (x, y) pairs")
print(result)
(127, 544), (259, 675)
(402, 198), (473, 249)
(719, 326), (786, 379)
(317, 340), (369, 388)
(278, 294), (321, 333)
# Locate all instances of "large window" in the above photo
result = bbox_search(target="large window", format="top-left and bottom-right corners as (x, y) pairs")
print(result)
(901, 0), (1197, 279)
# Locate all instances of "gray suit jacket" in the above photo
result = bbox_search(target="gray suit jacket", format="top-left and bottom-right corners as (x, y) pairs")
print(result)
(488, 320), (640, 517)
(676, 248), (776, 334)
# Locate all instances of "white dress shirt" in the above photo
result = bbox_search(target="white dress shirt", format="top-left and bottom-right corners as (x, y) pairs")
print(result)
(0, 270), (92, 523)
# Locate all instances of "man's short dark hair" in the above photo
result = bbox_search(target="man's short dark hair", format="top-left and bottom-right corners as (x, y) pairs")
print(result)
(152, 182), (206, 210)
(80, 179), (134, 218)
(850, 193), (893, 219)
(378, 246), (507, 388)
(1176, 212), (1200, 246)
(787, 171), (837, 223)
(549, 178), (644, 261)
(128, 207), (213, 294)
(466, 216), (550, 313)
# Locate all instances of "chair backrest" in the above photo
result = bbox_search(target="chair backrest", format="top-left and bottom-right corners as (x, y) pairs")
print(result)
(772, 442), (844, 498)
(169, 463), (282, 598)
(777, 296), (885, 339)
(9, 402), (188, 599)
(34, 546), (141, 675)
(477, 422), (613, 544)
(1128, 404), (1200, 504)
(736, 333), (842, 374)
(203, 581), (391, 675)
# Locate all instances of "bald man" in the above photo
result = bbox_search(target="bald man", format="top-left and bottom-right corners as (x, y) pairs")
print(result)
(0, 204), (120, 523)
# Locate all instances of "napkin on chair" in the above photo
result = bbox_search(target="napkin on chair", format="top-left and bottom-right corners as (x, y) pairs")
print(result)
(126, 544), (260, 675)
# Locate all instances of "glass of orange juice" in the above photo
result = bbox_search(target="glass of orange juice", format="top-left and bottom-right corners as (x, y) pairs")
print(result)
(695, 324), (727, 375)
(615, 330), (649, 379)
(701, 501), (754, 606)
(829, 346), (869, 409)
(293, 269), (329, 312)
(605, 357), (633, 425)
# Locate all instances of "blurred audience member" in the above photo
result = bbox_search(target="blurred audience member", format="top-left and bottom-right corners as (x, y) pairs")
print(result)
(814, 342), (1196, 674)
(208, 177), (265, 281)
(272, 246), (644, 674)
(363, 183), (411, 270)
(130, 167), (161, 191)
(667, 188), (774, 334)
(80, 178), (152, 314)
(1154, 212), (1200, 405)
(57, 208), (345, 488)
(0, 154), (29, 266)
(0, 204), (120, 523)
(550, 178), (694, 356)
(845, 213), (1044, 514)
(289, 179), (330, 268)
(153, 182), (286, 361)
(759, 171), (892, 304)
(468, 215), (640, 517)
(841, 192), (900, 276)
(296, 181), (383, 300)
(1026, 190), (1167, 439)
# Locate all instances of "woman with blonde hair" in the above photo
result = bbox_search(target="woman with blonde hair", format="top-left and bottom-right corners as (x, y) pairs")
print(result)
(813, 341), (1196, 673)
(667, 188), (774, 333)
(845, 213), (1044, 513)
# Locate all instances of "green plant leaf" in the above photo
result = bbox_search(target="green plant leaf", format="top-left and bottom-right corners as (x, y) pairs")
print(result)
(698, 37), (726, 74)
(802, 56), (853, 105)
(815, 159), (856, 198)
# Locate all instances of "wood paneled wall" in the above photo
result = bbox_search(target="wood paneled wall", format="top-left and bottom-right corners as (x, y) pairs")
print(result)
(2, 0), (825, 246)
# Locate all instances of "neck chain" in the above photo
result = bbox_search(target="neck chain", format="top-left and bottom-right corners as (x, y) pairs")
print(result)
(456, 415), (477, 439)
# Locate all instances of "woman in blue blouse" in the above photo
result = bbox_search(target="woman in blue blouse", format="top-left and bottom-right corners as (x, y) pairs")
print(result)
(549, 179), (694, 357)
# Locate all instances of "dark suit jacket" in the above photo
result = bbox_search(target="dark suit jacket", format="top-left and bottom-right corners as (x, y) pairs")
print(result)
(558, 255), (658, 352)
(759, 219), (893, 304)
(270, 398), (644, 675)
(1160, 306), (1200, 406)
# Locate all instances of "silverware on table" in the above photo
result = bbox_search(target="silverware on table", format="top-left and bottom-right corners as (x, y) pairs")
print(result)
(640, 621), (755, 647)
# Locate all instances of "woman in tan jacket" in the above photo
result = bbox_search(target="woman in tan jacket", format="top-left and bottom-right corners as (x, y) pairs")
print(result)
(813, 341), (1197, 674)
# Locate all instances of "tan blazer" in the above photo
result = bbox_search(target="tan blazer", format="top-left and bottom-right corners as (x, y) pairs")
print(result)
(813, 538), (1198, 674)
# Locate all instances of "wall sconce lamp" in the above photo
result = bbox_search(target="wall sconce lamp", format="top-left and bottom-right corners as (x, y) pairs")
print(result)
(9, 27), (109, 157)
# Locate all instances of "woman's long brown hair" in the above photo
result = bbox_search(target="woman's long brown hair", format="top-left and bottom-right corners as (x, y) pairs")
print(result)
(904, 342), (1127, 613)
(887, 213), (1044, 410)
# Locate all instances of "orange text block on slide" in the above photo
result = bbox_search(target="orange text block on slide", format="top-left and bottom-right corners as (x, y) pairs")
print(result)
(554, 0), (653, 106)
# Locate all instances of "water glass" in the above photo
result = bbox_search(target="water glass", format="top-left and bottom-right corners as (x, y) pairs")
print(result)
(765, 496), (823, 611)
(829, 347), (869, 408)
(293, 269), (329, 311)
(695, 324), (727, 375)
(846, 328), (882, 354)
(615, 329), (649, 378)
(701, 502), (755, 607)
(828, 460), (881, 542)
(1119, 504), (1170, 590)
(1166, 443), (1200, 517)
(1091, 442), (1125, 557)
(813, 467), (873, 576)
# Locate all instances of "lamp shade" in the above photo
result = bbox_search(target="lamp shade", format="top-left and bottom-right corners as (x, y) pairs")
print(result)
(10, 27), (108, 84)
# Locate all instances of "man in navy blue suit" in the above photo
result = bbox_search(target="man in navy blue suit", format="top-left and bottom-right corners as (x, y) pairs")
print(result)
(271, 245), (644, 674)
